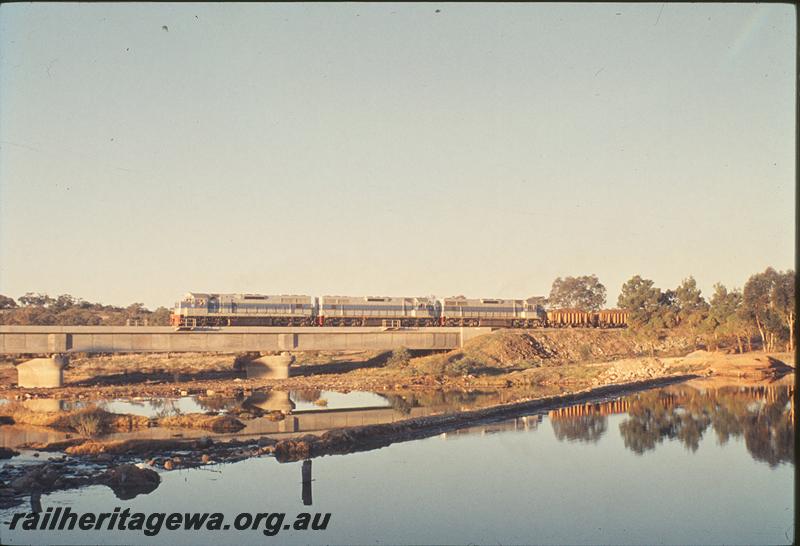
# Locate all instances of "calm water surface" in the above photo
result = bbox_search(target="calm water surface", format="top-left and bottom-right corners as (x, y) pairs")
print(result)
(0, 384), (794, 545)
(96, 390), (390, 417)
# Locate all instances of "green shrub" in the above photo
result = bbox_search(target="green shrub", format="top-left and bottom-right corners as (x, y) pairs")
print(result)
(414, 358), (446, 376)
(444, 357), (484, 377)
(386, 347), (411, 368)
(69, 407), (109, 437)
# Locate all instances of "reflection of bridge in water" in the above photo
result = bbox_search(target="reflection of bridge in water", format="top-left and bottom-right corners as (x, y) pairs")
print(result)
(549, 400), (633, 420)
(440, 415), (543, 438)
(3, 385), (793, 450)
(547, 397), (679, 420)
(239, 390), (434, 435)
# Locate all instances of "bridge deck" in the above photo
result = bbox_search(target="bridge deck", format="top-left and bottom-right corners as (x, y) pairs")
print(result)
(0, 326), (492, 354)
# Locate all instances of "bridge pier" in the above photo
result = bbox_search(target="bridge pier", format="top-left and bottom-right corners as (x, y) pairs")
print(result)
(245, 352), (295, 380)
(460, 327), (491, 347)
(16, 355), (68, 388)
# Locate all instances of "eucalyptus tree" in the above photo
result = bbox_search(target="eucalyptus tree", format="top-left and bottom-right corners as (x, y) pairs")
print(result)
(770, 270), (795, 352)
(743, 268), (783, 351)
(674, 277), (709, 327)
(706, 283), (749, 352)
(617, 276), (667, 355)
(17, 292), (55, 307)
(547, 275), (607, 310)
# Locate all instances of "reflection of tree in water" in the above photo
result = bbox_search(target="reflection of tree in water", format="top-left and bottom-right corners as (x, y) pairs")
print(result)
(742, 398), (794, 467)
(551, 414), (607, 443)
(192, 396), (242, 413)
(617, 386), (794, 466)
(148, 398), (184, 418)
(711, 399), (745, 446)
(618, 393), (713, 453)
(385, 394), (413, 415)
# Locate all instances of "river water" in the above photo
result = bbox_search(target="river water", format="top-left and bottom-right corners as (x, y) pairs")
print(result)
(0, 383), (794, 545)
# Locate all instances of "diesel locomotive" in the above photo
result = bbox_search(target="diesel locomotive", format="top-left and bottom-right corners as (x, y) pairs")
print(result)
(171, 293), (628, 329)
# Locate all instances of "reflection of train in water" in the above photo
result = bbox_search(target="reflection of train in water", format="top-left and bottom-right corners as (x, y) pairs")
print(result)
(171, 293), (629, 329)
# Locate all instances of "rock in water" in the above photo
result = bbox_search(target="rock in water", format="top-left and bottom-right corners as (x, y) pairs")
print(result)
(101, 464), (160, 500)
(0, 447), (19, 460)
(207, 415), (245, 433)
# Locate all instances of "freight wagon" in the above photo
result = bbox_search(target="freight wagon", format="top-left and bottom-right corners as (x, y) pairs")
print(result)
(546, 308), (629, 328)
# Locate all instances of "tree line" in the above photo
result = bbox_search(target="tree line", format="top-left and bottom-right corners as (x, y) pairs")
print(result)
(0, 293), (171, 326)
(1, 267), (795, 353)
(546, 267), (795, 353)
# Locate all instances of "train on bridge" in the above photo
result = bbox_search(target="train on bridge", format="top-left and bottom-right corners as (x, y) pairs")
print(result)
(171, 293), (628, 329)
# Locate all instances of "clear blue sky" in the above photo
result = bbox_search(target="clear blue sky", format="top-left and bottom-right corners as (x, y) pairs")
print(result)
(0, 3), (795, 309)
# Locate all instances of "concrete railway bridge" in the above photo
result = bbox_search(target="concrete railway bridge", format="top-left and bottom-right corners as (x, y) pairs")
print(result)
(0, 326), (492, 388)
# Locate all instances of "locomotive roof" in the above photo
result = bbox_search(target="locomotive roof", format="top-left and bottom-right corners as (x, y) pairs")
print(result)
(181, 292), (548, 301)
(184, 292), (312, 298)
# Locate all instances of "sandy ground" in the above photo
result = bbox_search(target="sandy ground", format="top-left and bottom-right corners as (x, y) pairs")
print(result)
(0, 331), (793, 401)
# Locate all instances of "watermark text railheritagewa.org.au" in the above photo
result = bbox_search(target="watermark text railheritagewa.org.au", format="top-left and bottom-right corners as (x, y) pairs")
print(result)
(6, 507), (331, 537)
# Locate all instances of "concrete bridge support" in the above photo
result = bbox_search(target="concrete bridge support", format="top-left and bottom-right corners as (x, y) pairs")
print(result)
(16, 355), (68, 388)
(460, 327), (490, 347)
(245, 352), (295, 380)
